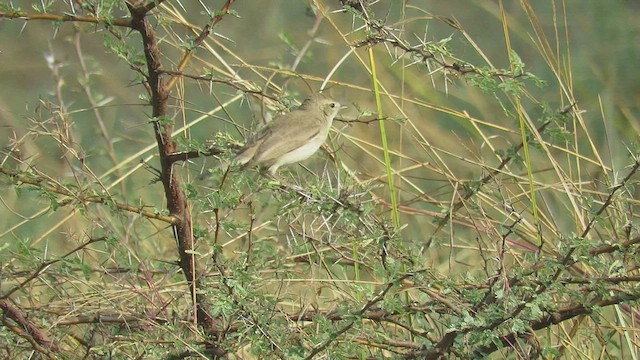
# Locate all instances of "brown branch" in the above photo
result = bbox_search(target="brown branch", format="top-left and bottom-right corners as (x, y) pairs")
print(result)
(0, 11), (132, 27)
(56, 314), (168, 326)
(159, 69), (271, 99)
(166, 147), (224, 164)
(348, 22), (525, 80)
(129, 2), (233, 357)
(590, 235), (640, 257)
(470, 292), (640, 358)
(0, 300), (60, 353)
(0, 166), (178, 224)
(0, 300), (61, 355)
(559, 274), (640, 285)
(410, 288), (640, 359)
(335, 116), (384, 125)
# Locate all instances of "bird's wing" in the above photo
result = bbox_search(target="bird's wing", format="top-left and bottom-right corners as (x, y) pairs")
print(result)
(234, 126), (272, 165)
(252, 112), (324, 164)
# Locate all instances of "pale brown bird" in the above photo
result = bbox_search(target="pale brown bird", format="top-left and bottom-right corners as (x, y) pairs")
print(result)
(234, 94), (342, 176)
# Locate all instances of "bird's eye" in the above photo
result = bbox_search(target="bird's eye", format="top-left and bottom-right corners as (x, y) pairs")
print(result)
(330, 102), (337, 108)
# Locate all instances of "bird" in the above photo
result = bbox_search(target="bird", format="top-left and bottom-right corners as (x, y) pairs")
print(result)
(234, 93), (342, 176)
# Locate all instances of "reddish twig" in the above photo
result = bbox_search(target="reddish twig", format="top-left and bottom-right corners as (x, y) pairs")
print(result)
(0, 300), (60, 357)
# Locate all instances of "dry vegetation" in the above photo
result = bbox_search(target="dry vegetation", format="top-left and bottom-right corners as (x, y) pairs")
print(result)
(1, 0), (639, 359)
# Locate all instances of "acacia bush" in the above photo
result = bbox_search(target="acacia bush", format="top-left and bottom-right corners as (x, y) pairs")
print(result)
(1, 1), (639, 359)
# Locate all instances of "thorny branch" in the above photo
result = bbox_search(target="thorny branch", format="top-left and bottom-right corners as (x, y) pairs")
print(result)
(166, 0), (237, 91)
(0, 11), (133, 27)
(126, 0), (238, 357)
(347, 11), (528, 80)
(1, 300), (59, 359)
(304, 273), (413, 359)
(1, 237), (106, 300)
(0, 166), (178, 224)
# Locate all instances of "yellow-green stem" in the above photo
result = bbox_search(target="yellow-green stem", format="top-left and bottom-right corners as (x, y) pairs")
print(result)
(368, 47), (400, 227)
